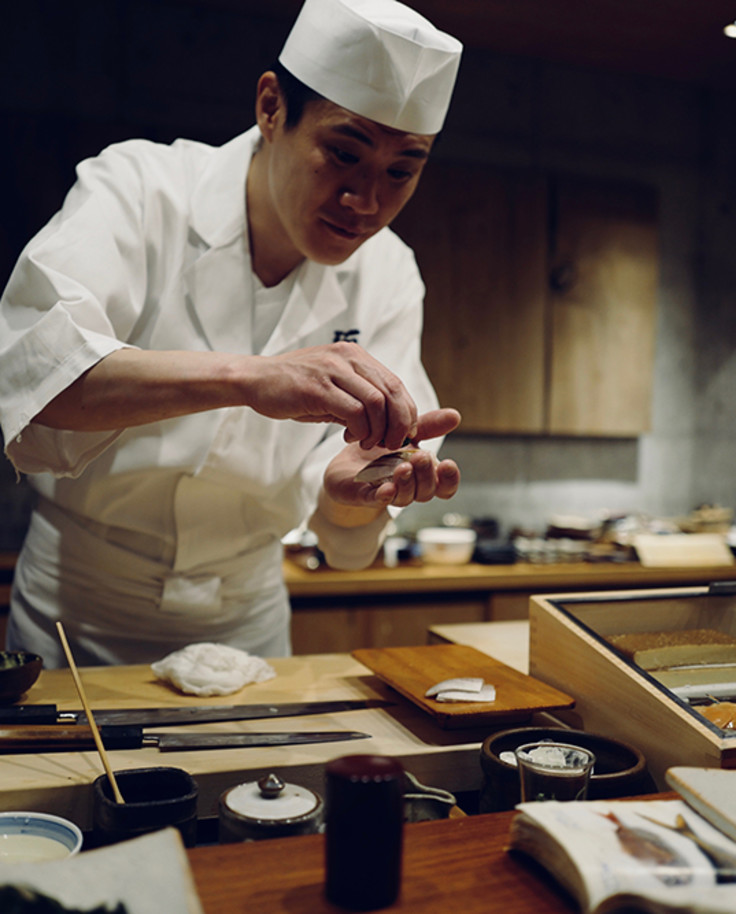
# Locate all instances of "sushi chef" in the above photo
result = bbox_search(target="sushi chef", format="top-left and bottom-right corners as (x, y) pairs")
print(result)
(0, 0), (463, 667)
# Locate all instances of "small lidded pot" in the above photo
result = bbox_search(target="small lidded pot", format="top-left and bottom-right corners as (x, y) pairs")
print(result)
(218, 773), (323, 842)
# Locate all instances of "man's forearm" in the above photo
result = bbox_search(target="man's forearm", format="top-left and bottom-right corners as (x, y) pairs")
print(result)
(33, 349), (252, 430)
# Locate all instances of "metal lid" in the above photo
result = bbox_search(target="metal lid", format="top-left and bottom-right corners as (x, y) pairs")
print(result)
(221, 774), (321, 825)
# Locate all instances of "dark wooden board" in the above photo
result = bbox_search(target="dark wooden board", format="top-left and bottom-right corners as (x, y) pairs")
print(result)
(353, 644), (574, 729)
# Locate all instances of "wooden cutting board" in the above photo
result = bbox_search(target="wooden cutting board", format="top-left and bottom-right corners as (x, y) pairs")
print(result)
(352, 644), (574, 729)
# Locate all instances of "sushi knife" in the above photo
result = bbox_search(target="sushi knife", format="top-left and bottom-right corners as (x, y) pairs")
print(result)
(0, 698), (393, 727)
(0, 724), (372, 753)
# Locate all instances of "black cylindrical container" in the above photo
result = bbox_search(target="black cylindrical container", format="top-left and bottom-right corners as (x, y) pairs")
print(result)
(324, 754), (404, 911)
(93, 766), (199, 847)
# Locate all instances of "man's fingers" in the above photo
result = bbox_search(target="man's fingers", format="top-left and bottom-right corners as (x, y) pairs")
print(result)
(347, 353), (417, 450)
(410, 408), (461, 445)
(435, 459), (461, 499)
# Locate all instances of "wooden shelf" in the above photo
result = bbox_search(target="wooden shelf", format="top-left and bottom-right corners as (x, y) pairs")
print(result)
(284, 558), (736, 599)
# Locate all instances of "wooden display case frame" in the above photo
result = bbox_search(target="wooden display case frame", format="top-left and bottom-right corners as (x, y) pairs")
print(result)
(529, 584), (736, 788)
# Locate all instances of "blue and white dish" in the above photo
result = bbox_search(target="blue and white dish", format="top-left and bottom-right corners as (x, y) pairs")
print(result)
(0, 812), (83, 862)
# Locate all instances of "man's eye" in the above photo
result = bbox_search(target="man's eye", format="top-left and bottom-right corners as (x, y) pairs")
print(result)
(388, 168), (413, 181)
(331, 147), (359, 165)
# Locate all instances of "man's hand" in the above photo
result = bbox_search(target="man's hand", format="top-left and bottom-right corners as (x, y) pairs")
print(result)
(318, 408), (461, 525)
(34, 344), (419, 453)
(247, 342), (419, 451)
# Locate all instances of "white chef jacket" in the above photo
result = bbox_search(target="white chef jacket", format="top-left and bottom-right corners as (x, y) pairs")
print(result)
(0, 126), (439, 667)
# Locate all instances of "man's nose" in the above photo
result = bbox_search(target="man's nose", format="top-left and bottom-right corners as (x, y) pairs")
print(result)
(340, 173), (380, 214)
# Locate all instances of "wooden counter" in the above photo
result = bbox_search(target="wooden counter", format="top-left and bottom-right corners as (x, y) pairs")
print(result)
(0, 654), (499, 831)
(187, 790), (677, 913)
(188, 808), (572, 914)
(286, 558), (736, 653)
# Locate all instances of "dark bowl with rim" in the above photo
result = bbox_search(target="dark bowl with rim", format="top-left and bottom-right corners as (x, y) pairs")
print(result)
(0, 651), (43, 703)
(479, 725), (656, 812)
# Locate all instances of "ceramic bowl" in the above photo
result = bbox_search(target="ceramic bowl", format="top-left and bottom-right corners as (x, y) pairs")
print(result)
(479, 726), (656, 813)
(0, 812), (83, 862)
(416, 527), (477, 565)
(0, 651), (43, 703)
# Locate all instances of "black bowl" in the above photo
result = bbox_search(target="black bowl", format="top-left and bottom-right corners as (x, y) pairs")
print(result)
(0, 651), (43, 703)
(479, 725), (656, 812)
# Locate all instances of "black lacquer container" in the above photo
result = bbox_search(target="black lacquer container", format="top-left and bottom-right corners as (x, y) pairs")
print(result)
(324, 754), (404, 910)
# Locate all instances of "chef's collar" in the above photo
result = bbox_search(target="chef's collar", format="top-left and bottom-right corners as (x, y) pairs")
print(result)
(278, 0), (462, 135)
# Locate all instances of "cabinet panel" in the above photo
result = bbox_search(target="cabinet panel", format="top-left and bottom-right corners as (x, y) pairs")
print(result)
(394, 164), (659, 437)
(487, 592), (532, 620)
(393, 162), (548, 433)
(364, 598), (487, 647)
(547, 176), (659, 435)
(290, 596), (487, 654)
(290, 607), (370, 655)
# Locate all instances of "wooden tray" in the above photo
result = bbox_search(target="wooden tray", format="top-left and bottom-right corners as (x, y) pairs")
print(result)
(352, 644), (575, 729)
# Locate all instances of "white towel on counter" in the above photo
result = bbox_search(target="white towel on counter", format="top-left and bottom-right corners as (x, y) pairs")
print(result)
(151, 642), (276, 696)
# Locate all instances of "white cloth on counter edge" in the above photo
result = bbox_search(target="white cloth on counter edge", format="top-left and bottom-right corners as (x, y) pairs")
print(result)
(151, 642), (276, 696)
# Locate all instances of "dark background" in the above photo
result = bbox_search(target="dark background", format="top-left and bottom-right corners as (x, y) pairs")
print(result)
(1, 2), (298, 289)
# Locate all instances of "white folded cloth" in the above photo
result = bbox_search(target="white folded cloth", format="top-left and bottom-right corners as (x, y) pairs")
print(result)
(151, 642), (276, 696)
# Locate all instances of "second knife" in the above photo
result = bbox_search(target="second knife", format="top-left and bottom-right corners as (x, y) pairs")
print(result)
(0, 725), (372, 753)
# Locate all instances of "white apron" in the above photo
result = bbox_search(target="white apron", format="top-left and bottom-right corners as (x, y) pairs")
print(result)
(8, 494), (291, 668)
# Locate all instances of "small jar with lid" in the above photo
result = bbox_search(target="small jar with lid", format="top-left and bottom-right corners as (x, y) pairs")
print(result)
(218, 773), (323, 842)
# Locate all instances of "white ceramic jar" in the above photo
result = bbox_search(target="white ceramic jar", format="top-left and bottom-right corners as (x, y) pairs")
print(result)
(218, 773), (323, 842)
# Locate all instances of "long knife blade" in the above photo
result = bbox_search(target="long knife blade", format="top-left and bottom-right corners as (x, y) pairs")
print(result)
(146, 730), (371, 751)
(0, 725), (371, 754)
(0, 699), (393, 727)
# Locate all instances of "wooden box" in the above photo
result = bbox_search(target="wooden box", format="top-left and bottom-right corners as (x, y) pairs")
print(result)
(529, 585), (736, 788)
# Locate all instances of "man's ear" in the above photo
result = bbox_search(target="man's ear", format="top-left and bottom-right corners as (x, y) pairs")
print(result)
(255, 71), (284, 142)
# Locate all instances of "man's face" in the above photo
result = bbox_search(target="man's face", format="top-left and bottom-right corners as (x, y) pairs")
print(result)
(262, 96), (435, 267)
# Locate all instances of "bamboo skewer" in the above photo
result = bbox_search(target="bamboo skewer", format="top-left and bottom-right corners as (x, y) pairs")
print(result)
(56, 621), (125, 804)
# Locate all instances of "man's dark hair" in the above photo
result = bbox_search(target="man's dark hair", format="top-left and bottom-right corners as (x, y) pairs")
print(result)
(272, 60), (323, 129)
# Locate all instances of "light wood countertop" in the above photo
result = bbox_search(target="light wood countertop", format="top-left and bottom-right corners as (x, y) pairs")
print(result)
(0, 654), (498, 831)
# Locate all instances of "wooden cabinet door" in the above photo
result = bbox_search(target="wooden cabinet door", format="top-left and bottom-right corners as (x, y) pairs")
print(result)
(546, 176), (659, 435)
(393, 162), (548, 433)
(394, 165), (659, 436)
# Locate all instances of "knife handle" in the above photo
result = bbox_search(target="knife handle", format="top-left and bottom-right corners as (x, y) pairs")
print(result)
(0, 705), (61, 725)
(0, 725), (143, 752)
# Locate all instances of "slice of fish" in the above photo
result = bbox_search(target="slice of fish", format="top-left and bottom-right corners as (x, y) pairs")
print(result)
(433, 685), (497, 703)
(354, 448), (419, 485)
(425, 677), (485, 697)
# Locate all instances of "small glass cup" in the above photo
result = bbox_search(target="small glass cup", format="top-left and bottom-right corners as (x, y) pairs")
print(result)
(514, 741), (595, 803)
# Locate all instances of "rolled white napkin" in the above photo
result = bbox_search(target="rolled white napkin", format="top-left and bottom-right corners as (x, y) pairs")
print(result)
(151, 642), (276, 697)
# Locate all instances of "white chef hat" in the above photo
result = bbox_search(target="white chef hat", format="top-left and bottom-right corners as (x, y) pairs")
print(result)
(279, 0), (462, 135)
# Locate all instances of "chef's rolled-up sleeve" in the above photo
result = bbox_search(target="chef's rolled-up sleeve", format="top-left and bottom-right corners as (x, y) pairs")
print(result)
(0, 144), (151, 476)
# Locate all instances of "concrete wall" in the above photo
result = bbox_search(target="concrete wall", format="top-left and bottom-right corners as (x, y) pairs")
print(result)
(1, 2), (734, 548)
